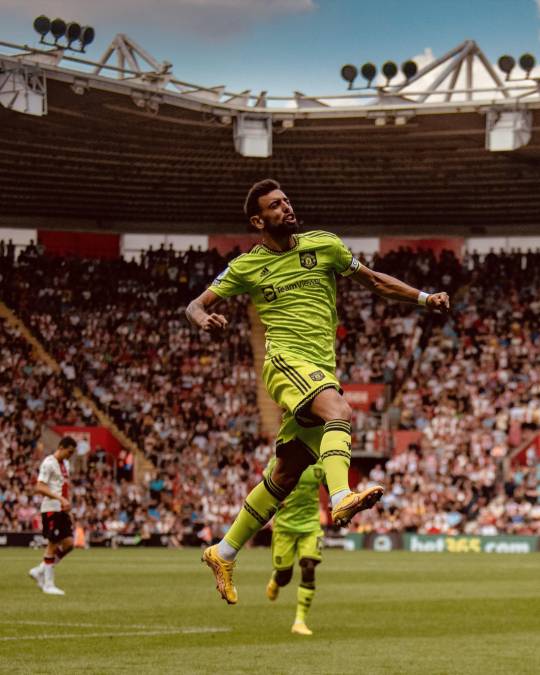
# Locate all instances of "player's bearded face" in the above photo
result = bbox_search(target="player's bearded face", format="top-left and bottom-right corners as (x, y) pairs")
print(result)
(258, 190), (298, 235)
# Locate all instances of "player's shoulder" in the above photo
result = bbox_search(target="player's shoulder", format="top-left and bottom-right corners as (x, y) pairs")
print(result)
(299, 230), (342, 247)
(39, 454), (55, 470)
(226, 246), (273, 277)
(227, 248), (263, 269)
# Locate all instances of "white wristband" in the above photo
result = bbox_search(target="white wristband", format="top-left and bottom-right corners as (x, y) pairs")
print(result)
(418, 291), (429, 306)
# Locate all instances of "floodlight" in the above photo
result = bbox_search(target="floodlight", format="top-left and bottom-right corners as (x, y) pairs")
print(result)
(80, 26), (95, 49)
(340, 64), (358, 87)
(360, 63), (377, 86)
(31, 15), (94, 52)
(66, 22), (81, 47)
(486, 110), (531, 151)
(519, 53), (535, 76)
(401, 60), (418, 80)
(33, 15), (50, 40)
(382, 61), (398, 83)
(50, 18), (67, 43)
(497, 55), (515, 79)
(234, 114), (272, 158)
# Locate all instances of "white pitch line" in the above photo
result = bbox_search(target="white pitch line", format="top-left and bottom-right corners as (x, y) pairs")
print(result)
(0, 627), (231, 642)
(1, 620), (189, 630)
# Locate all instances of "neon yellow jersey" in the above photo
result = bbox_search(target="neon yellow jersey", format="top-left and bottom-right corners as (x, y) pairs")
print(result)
(211, 231), (360, 371)
(264, 457), (326, 534)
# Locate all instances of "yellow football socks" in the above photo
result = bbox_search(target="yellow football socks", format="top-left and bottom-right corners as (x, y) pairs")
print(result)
(224, 477), (287, 552)
(320, 420), (352, 496)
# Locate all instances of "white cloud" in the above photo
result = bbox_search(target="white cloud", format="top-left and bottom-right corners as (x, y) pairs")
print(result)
(1, 0), (317, 39)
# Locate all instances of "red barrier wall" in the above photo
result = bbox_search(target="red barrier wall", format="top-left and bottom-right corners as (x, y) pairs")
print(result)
(342, 384), (385, 411)
(392, 430), (423, 454)
(208, 234), (259, 255)
(53, 426), (122, 457)
(511, 433), (540, 466)
(38, 231), (120, 259)
(380, 238), (464, 258)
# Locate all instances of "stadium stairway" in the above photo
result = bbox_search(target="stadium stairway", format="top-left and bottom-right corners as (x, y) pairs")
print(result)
(0, 301), (155, 482)
(247, 303), (281, 436)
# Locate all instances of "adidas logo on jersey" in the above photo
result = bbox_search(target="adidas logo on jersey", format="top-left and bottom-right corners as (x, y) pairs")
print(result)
(260, 266), (271, 277)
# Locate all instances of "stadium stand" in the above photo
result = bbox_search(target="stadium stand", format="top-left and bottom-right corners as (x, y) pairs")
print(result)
(0, 243), (538, 541)
(355, 248), (540, 535)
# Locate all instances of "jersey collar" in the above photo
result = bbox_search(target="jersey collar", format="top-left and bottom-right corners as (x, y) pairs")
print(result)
(260, 234), (299, 255)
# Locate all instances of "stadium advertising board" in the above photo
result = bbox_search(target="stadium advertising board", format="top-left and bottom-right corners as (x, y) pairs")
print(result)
(404, 534), (539, 554)
(345, 533), (402, 551)
(0, 532), (171, 547)
(345, 533), (539, 553)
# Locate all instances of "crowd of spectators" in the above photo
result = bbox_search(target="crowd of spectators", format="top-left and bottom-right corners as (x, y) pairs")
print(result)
(1, 243), (273, 543)
(356, 248), (540, 536)
(1, 240), (538, 542)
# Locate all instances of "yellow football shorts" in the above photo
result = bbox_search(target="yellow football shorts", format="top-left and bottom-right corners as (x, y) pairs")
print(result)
(262, 353), (340, 426)
(271, 529), (324, 570)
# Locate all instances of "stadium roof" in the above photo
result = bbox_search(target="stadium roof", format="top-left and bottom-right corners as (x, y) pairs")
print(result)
(2, 36), (540, 236)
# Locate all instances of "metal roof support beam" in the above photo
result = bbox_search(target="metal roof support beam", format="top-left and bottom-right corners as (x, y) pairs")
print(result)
(0, 62), (46, 116)
(417, 42), (476, 103)
(93, 34), (172, 82)
(475, 48), (510, 99)
(395, 40), (473, 92)
(466, 53), (473, 101)
(444, 56), (463, 102)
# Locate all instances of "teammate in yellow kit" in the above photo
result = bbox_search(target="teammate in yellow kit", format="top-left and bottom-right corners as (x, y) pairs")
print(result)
(186, 178), (449, 604)
(264, 456), (326, 636)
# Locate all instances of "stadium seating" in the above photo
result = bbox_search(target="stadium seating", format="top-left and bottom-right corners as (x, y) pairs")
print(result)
(1, 244), (538, 540)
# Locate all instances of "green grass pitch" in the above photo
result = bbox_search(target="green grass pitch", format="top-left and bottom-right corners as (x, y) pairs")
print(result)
(1, 548), (539, 674)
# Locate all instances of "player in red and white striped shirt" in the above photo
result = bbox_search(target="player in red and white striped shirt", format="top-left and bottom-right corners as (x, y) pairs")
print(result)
(28, 436), (77, 595)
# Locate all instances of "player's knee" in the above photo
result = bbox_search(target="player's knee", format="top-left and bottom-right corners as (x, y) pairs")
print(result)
(271, 457), (306, 495)
(299, 558), (317, 584)
(328, 398), (352, 423)
(311, 389), (352, 423)
(275, 567), (293, 587)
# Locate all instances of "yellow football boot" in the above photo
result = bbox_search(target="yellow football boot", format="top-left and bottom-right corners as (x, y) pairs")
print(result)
(266, 577), (279, 601)
(331, 485), (384, 526)
(291, 621), (313, 636)
(202, 544), (238, 605)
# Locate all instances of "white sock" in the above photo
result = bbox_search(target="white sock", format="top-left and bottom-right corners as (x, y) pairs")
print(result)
(217, 539), (238, 562)
(43, 564), (55, 587)
(331, 489), (351, 509)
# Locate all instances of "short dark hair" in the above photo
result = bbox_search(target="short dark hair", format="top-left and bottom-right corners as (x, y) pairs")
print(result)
(243, 178), (281, 220)
(59, 436), (77, 449)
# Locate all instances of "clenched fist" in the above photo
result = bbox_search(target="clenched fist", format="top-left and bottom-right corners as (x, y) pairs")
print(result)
(426, 292), (450, 313)
(199, 313), (228, 332)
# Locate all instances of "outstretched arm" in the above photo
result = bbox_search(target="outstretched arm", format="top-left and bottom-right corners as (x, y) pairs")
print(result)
(350, 264), (450, 312)
(186, 288), (229, 332)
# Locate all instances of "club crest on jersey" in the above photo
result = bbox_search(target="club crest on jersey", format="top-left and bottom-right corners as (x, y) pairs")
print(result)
(309, 370), (324, 381)
(314, 467), (323, 480)
(299, 250), (317, 269)
(261, 284), (277, 302)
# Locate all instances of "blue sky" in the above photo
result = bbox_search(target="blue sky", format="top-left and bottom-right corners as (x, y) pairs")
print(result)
(1, 0), (540, 96)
